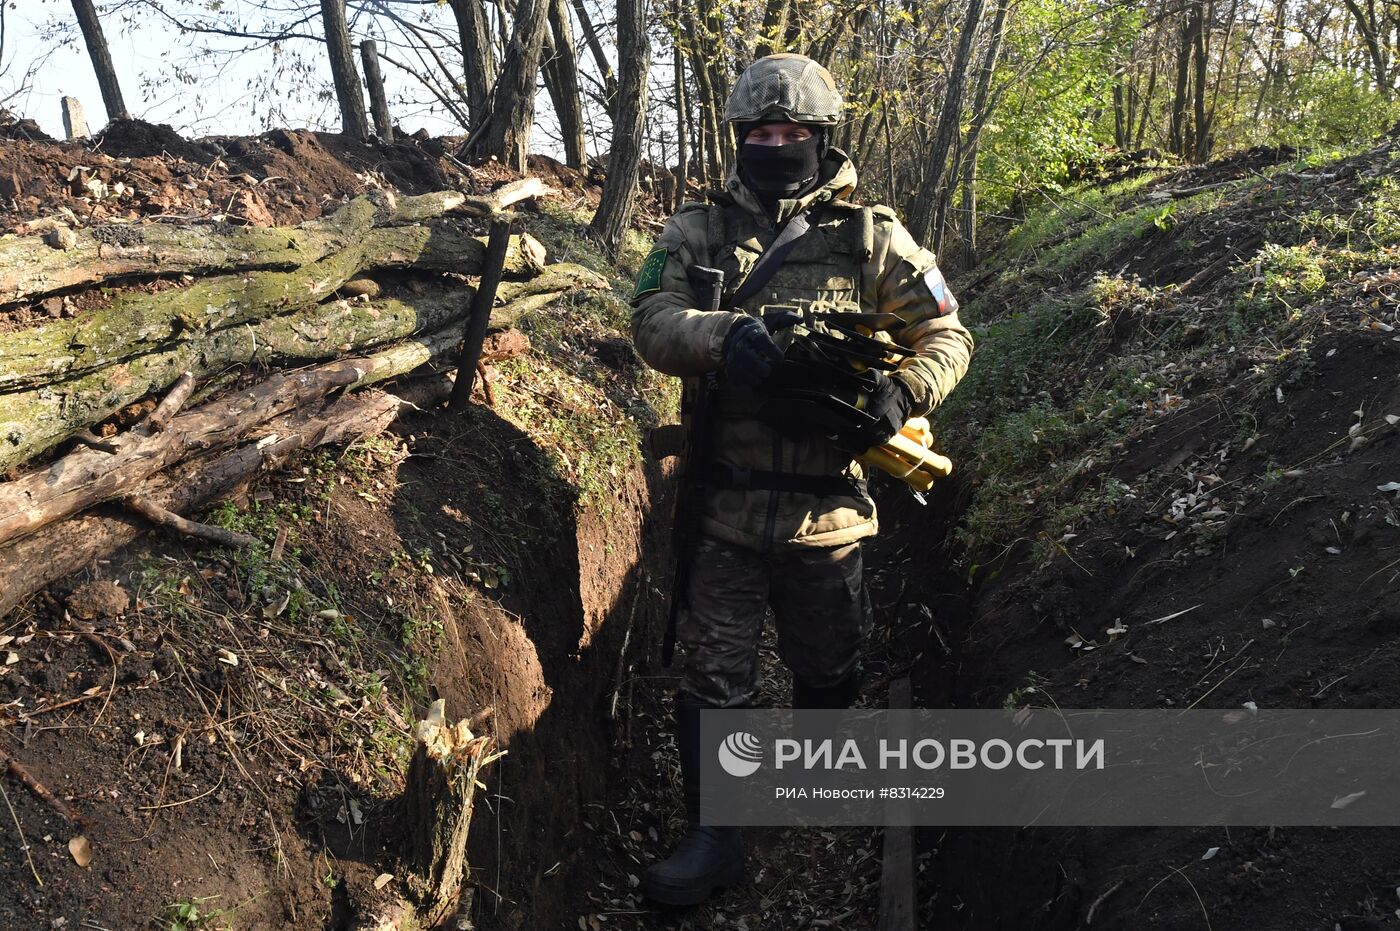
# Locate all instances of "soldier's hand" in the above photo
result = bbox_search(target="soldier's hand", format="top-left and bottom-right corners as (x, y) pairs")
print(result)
(858, 371), (914, 449)
(722, 316), (783, 389)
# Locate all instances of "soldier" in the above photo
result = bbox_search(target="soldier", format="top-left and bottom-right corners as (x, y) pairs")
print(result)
(631, 53), (973, 905)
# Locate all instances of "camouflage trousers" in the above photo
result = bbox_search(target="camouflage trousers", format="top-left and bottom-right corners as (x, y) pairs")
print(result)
(677, 535), (872, 708)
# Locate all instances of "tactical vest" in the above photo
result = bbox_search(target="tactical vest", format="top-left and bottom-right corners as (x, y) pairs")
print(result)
(699, 200), (889, 317)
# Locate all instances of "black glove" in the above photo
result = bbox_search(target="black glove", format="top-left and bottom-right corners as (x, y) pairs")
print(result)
(857, 371), (914, 449)
(722, 316), (783, 390)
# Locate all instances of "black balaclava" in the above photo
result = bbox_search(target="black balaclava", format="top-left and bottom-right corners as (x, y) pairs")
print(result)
(736, 123), (826, 204)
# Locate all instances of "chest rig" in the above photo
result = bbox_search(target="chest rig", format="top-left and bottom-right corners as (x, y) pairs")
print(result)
(703, 200), (879, 317)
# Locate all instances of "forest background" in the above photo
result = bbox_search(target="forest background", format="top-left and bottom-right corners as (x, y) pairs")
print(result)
(4, 0), (1400, 266)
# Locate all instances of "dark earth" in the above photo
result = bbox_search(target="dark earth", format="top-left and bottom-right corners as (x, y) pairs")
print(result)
(0, 119), (1398, 930)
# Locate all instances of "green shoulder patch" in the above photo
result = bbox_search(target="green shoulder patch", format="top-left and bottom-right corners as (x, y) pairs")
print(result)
(633, 247), (669, 299)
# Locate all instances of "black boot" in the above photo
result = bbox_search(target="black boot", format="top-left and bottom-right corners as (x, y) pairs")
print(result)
(641, 693), (745, 906)
(793, 669), (861, 709)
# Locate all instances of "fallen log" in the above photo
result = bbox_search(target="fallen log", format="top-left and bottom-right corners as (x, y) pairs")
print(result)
(0, 263), (582, 545)
(0, 361), (380, 544)
(0, 263), (606, 472)
(0, 222), (548, 392)
(0, 383), (435, 618)
(0, 182), (553, 305)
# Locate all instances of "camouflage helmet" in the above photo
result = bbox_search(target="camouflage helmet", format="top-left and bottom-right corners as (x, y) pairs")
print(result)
(724, 54), (843, 126)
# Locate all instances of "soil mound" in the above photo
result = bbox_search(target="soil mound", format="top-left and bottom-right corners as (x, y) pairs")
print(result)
(94, 118), (214, 163)
(0, 122), (497, 228)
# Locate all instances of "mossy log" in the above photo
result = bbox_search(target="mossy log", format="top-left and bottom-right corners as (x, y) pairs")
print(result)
(0, 263), (606, 472)
(0, 384), (427, 618)
(0, 182), (553, 304)
(0, 222), (548, 392)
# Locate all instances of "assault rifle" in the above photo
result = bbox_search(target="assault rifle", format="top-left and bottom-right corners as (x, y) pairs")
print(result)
(758, 308), (954, 494)
(656, 266), (726, 667)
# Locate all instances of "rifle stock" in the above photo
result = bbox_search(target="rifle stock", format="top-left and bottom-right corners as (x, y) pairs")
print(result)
(662, 266), (725, 667)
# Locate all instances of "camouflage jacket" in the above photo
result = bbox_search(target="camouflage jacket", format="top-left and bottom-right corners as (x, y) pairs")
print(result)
(631, 150), (974, 551)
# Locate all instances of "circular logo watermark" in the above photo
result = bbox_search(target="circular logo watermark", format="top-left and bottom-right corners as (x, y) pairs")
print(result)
(718, 731), (764, 778)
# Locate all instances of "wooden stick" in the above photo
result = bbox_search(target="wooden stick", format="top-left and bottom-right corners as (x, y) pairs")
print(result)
(360, 39), (394, 142)
(123, 495), (256, 547)
(450, 219), (513, 412)
(0, 745), (84, 827)
(475, 362), (494, 407)
(455, 177), (554, 219)
(5, 686), (130, 721)
(146, 371), (197, 432)
(71, 430), (119, 454)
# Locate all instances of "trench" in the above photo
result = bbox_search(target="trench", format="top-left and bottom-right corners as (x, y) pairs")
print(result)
(453, 452), (1073, 930)
(302, 402), (677, 931)
(880, 474), (1086, 931)
(415, 411), (1067, 930)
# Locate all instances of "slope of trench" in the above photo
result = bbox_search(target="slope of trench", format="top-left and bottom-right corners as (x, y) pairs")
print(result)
(897, 275), (1400, 927)
(0, 386), (672, 931)
(369, 407), (676, 931)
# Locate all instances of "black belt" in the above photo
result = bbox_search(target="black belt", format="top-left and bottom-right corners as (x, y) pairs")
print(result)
(706, 463), (867, 497)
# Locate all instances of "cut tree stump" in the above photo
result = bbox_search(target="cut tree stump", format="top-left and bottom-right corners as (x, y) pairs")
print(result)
(401, 699), (502, 928)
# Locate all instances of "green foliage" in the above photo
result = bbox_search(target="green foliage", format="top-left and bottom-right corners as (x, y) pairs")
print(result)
(1000, 171), (1164, 260)
(1266, 69), (1400, 151)
(976, 0), (1142, 212)
(1254, 242), (1328, 300)
(938, 277), (1157, 558)
(165, 897), (228, 931)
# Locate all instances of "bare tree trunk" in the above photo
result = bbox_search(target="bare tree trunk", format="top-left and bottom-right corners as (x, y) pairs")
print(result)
(1253, 0), (1287, 121)
(702, 5), (731, 177)
(320, 0), (369, 140)
(449, 0), (498, 129)
(541, 0), (587, 169)
(905, 0), (986, 250)
(569, 0), (618, 105)
(69, 0), (128, 122)
(1135, 23), (1161, 149)
(1169, 4), (1195, 156)
(959, 151), (979, 269)
(1191, 0), (1212, 161)
(755, 0), (790, 58)
(1113, 83), (1128, 149)
(1342, 0), (1397, 99)
(673, 31), (691, 210)
(465, 0), (552, 171)
(950, 0), (1007, 267)
(682, 4), (723, 184)
(360, 40), (394, 141)
(589, 0), (650, 257)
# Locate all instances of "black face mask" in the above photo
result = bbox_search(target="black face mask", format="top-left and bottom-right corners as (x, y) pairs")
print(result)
(738, 135), (822, 194)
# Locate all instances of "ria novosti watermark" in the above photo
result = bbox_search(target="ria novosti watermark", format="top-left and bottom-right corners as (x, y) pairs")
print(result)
(758, 733), (1106, 773)
(699, 709), (1400, 826)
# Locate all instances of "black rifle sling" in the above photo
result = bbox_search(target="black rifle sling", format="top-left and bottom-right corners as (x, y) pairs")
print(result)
(725, 205), (822, 310)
